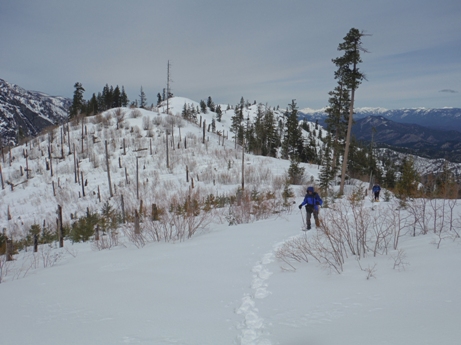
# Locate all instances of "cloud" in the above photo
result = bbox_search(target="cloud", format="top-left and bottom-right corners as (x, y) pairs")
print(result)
(1, 1), (461, 109)
(439, 89), (458, 93)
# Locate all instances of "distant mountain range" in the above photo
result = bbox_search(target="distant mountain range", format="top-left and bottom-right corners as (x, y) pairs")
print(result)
(0, 78), (70, 145)
(299, 107), (461, 162)
(299, 107), (461, 132)
(352, 116), (461, 162)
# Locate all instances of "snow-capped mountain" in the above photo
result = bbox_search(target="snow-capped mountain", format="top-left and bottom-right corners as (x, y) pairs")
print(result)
(351, 115), (461, 163)
(299, 106), (461, 132)
(0, 78), (71, 146)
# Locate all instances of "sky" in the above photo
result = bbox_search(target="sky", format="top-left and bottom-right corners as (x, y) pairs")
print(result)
(1, 0), (460, 110)
(0, 98), (460, 344)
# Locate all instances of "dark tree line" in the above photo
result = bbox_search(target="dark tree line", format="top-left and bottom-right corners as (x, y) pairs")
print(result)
(225, 97), (318, 162)
(70, 83), (130, 117)
(70, 83), (174, 118)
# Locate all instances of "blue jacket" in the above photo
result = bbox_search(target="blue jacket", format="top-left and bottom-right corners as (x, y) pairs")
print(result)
(372, 185), (381, 193)
(300, 187), (323, 211)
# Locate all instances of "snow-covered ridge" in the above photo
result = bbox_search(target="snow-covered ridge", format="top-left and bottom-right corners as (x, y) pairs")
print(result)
(0, 78), (71, 145)
(299, 105), (461, 132)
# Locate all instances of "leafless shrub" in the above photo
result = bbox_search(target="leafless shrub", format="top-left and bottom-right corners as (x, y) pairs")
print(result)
(391, 249), (409, 271)
(245, 165), (273, 185)
(447, 198), (458, 233)
(90, 152), (100, 168)
(119, 187), (214, 245)
(429, 198), (445, 234)
(276, 195), (418, 274)
(95, 122), (103, 132)
(93, 230), (119, 250)
(152, 116), (163, 127)
(357, 259), (377, 280)
(383, 200), (412, 250)
(64, 246), (78, 258)
(114, 108), (126, 129)
(121, 224), (146, 248)
(166, 189), (214, 240)
(0, 255), (11, 283)
(431, 228), (452, 249)
(103, 112), (113, 127)
(146, 129), (155, 138)
(39, 244), (64, 268)
(141, 218), (163, 242)
(272, 175), (286, 191)
(452, 215), (461, 239)
(370, 207), (394, 256)
(130, 109), (142, 118)
(275, 236), (312, 271)
(163, 114), (174, 125)
(226, 197), (253, 225)
(142, 116), (153, 131)
(131, 126), (142, 137)
(406, 198), (431, 236)
(216, 171), (233, 184)
(92, 113), (104, 124)
(225, 189), (285, 226)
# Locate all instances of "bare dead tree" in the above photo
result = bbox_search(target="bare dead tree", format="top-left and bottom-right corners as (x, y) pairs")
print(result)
(105, 140), (113, 197)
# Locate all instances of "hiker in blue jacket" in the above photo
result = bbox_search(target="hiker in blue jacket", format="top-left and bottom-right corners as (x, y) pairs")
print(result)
(372, 184), (381, 201)
(298, 186), (323, 230)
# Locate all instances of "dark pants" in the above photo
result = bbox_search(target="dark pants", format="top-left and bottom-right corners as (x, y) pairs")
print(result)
(374, 192), (380, 201)
(306, 207), (320, 227)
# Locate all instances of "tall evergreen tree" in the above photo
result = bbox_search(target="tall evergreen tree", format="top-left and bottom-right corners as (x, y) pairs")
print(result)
(230, 102), (244, 146)
(102, 84), (112, 110)
(437, 160), (458, 198)
(347, 138), (370, 178)
(88, 93), (98, 115)
(319, 137), (335, 192)
(70, 82), (85, 118)
(395, 158), (420, 199)
(139, 86), (147, 108)
(200, 100), (207, 114)
(182, 103), (188, 120)
(265, 110), (280, 157)
(251, 104), (265, 155)
(120, 86), (129, 107)
(207, 96), (215, 112)
(333, 28), (367, 194)
(96, 92), (104, 111)
(325, 82), (350, 170)
(216, 105), (223, 122)
(112, 85), (121, 108)
(211, 118), (216, 133)
(281, 100), (303, 160)
(383, 166), (397, 189)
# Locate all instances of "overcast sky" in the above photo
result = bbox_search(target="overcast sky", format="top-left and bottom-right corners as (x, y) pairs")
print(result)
(1, 0), (460, 110)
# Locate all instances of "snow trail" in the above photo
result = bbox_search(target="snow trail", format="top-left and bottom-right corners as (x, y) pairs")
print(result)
(236, 252), (274, 345)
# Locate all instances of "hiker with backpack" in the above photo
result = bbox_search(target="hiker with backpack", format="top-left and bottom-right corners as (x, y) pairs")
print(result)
(298, 186), (323, 230)
(372, 183), (381, 201)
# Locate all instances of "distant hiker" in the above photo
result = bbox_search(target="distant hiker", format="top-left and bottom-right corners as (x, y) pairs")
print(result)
(298, 186), (323, 230)
(372, 184), (381, 201)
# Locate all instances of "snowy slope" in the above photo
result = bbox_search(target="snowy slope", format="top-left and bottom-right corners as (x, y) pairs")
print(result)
(1, 198), (460, 344)
(0, 78), (71, 145)
(0, 97), (461, 345)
